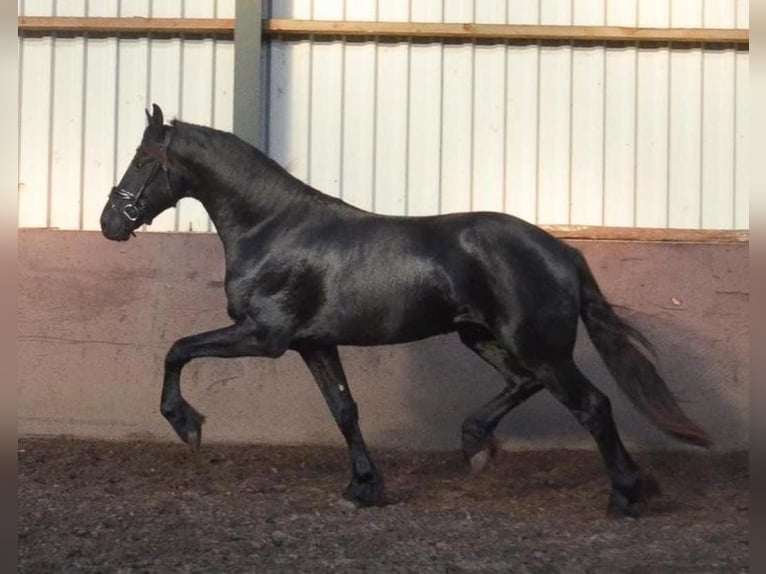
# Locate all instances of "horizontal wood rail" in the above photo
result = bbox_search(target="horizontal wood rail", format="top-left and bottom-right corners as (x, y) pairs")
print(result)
(265, 19), (749, 45)
(18, 17), (235, 36)
(18, 17), (748, 46)
(541, 226), (748, 243)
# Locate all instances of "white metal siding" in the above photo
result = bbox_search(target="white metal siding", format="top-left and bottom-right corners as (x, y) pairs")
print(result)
(18, 0), (236, 232)
(265, 0), (749, 228)
(18, 0), (748, 231)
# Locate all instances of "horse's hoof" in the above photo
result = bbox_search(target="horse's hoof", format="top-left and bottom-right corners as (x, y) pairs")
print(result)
(343, 475), (386, 507)
(469, 447), (491, 474)
(163, 400), (206, 450)
(607, 497), (642, 519)
(606, 474), (661, 518)
(186, 428), (202, 452)
(463, 433), (497, 474)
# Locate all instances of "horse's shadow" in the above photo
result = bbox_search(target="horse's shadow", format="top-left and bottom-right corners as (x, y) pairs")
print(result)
(350, 308), (745, 454)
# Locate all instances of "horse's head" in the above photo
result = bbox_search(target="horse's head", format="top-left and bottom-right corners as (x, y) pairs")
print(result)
(100, 104), (179, 241)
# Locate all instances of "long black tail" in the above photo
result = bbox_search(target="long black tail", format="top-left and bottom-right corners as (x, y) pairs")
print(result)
(575, 253), (712, 448)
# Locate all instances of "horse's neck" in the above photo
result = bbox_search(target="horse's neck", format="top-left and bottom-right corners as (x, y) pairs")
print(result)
(173, 128), (307, 249)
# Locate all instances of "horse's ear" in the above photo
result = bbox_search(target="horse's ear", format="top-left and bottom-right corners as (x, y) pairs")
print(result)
(146, 104), (164, 139)
(151, 104), (164, 126)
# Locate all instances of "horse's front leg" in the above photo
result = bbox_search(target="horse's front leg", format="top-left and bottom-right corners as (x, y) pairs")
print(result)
(161, 320), (283, 449)
(299, 346), (386, 507)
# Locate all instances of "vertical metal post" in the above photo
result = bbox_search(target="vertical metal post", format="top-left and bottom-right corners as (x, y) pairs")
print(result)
(234, 0), (263, 148)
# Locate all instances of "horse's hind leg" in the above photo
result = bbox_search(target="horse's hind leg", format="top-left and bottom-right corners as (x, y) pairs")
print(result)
(458, 324), (543, 473)
(542, 359), (660, 517)
(461, 383), (543, 473)
(299, 346), (385, 507)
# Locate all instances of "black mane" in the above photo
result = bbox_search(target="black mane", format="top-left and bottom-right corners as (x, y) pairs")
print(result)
(169, 120), (354, 213)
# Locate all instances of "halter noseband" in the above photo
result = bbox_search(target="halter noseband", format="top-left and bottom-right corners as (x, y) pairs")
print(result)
(110, 129), (174, 223)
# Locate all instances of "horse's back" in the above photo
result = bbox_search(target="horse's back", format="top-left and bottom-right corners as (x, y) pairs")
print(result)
(292, 209), (582, 349)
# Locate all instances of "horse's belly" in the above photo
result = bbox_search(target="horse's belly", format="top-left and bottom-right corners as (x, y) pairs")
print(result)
(300, 283), (458, 346)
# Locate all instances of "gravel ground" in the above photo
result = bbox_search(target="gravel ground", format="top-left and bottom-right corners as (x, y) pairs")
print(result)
(18, 437), (748, 573)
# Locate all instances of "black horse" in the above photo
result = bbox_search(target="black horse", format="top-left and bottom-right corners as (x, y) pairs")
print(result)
(101, 104), (710, 517)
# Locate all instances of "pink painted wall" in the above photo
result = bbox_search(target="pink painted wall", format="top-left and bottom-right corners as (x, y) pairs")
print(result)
(18, 230), (748, 451)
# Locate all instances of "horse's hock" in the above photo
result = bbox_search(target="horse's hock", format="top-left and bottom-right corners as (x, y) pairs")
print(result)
(18, 229), (747, 451)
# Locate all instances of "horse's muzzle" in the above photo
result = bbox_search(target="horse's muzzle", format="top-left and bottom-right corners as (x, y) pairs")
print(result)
(100, 209), (133, 242)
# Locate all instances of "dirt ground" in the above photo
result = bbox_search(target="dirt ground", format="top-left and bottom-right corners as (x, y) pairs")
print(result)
(18, 437), (748, 573)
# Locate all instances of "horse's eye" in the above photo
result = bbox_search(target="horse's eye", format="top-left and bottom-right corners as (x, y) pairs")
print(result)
(135, 159), (144, 169)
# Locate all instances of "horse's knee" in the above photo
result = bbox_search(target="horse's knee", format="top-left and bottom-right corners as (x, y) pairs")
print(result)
(165, 341), (187, 370)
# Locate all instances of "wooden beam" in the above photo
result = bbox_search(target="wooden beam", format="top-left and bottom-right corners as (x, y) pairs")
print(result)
(264, 19), (749, 45)
(18, 17), (748, 46)
(541, 226), (748, 243)
(18, 16), (235, 36)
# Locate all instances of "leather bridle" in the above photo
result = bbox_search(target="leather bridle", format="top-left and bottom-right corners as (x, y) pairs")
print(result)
(109, 129), (174, 224)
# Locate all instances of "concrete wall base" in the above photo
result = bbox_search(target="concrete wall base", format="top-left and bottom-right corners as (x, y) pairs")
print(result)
(19, 230), (748, 451)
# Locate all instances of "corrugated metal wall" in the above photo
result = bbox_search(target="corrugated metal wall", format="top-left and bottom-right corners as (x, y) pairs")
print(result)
(17, 0), (236, 232)
(18, 0), (749, 231)
(265, 0), (749, 228)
